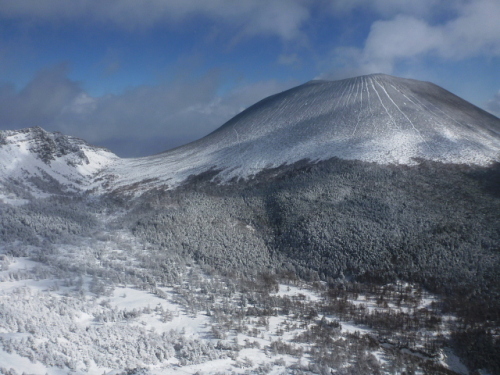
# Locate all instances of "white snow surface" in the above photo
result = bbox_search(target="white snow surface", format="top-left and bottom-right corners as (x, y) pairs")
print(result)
(2, 74), (500, 196)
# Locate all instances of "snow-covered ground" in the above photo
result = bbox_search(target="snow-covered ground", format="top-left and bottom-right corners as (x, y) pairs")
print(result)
(0, 241), (470, 374)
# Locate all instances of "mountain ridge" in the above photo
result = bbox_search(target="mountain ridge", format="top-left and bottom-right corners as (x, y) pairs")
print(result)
(1, 74), (500, 198)
(0, 126), (116, 202)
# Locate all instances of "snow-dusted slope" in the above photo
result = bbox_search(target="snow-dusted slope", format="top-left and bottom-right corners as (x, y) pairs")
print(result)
(0, 127), (117, 201)
(108, 74), (500, 192)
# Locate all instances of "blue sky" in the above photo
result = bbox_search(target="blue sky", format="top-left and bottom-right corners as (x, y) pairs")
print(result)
(0, 0), (499, 157)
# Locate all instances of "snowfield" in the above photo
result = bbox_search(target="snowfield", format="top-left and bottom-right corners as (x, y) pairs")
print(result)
(0, 269), (469, 374)
(0, 235), (470, 374)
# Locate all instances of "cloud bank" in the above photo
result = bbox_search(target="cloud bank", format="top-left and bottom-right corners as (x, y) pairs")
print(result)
(0, 64), (295, 157)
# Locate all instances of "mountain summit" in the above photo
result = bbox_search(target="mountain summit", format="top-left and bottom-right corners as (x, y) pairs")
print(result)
(109, 74), (500, 192)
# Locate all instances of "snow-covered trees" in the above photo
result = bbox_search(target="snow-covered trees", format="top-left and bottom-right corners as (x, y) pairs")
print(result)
(0, 157), (499, 373)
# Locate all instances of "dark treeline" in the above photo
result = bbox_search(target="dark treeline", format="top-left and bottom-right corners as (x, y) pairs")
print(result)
(0, 196), (103, 247)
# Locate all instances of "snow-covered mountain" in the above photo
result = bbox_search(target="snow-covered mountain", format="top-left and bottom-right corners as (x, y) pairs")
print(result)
(0, 126), (116, 202)
(1, 74), (500, 197)
(108, 74), (500, 193)
(1, 74), (500, 375)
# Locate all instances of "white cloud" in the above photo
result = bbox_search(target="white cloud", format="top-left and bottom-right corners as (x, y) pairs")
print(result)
(360, 15), (444, 72)
(439, 0), (500, 58)
(0, 0), (310, 41)
(323, 0), (500, 77)
(0, 64), (296, 157)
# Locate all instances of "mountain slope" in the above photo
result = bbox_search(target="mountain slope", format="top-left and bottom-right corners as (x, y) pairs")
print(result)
(108, 74), (500, 193)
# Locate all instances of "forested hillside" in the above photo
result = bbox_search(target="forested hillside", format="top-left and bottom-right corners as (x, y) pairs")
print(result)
(114, 157), (500, 373)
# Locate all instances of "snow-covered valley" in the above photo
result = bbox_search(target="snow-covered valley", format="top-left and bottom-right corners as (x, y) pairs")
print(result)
(1, 158), (498, 374)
